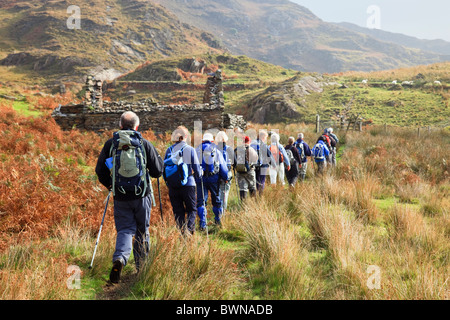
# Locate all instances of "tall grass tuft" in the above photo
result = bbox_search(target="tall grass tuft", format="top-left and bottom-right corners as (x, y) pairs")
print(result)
(232, 193), (324, 299)
(135, 225), (242, 300)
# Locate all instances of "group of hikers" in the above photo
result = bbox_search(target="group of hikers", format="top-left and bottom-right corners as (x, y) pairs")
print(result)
(95, 111), (339, 283)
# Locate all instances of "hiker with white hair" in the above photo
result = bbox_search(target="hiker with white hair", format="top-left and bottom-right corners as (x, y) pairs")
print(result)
(196, 132), (229, 229)
(269, 132), (290, 185)
(95, 111), (164, 283)
(294, 133), (312, 182)
(215, 131), (233, 211)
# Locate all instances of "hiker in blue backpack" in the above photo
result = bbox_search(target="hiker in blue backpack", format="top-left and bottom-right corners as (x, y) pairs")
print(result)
(196, 132), (229, 229)
(215, 131), (233, 212)
(95, 111), (164, 283)
(294, 133), (312, 182)
(163, 126), (202, 236)
(250, 130), (276, 194)
(311, 137), (330, 176)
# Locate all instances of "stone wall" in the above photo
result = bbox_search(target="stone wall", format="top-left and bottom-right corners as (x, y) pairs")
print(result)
(52, 101), (232, 133)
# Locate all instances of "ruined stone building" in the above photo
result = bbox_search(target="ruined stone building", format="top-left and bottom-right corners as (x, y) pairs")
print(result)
(52, 71), (246, 134)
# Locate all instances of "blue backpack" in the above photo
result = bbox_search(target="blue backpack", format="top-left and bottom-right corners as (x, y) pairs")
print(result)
(163, 145), (190, 188)
(313, 143), (325, 161)
(198, 143), (220, 177)
(110, 130), (148, 197)
(294, 141), (304, 160)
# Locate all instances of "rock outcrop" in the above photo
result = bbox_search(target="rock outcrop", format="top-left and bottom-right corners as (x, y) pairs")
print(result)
(248, 75), (339, 124)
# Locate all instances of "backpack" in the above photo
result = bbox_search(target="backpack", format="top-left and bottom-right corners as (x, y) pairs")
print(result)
(313, 143), (325, 161)
(321, 134), (331, 149)
(235, 146), (250, 173)
(163, 145), (190, 188)
(270, 144), (284, 164)
(110, 130), (148, 197)
(251, 141), (263, 167)
(285, 148), (296, 167)
(199, 143), (220, 177)
(295, 141), (304, 160)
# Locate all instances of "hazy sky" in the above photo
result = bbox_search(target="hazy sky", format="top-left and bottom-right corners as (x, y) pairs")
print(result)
(291, 0), (450, 42)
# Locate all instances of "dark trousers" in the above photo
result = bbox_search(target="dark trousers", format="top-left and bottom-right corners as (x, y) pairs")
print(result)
(113, 196), (151, 269)
(286, 169), (299, 186)
(168, 186), (197, 234)
(197, 180), (223, 226)
(255, 167), (267, 193)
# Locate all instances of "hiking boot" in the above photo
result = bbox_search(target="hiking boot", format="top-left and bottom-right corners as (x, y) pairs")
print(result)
(109, 259), (123, 284)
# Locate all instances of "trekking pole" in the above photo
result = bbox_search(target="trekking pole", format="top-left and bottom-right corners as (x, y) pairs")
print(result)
(157, 177), (163, 221)
(149, 179), (156, 207)
(200, 177), (209, 239)
(89, 191), (112, 269)
(233, 168), (239, 204)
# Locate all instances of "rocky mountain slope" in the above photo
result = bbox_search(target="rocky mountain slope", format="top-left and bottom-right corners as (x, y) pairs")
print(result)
(153, 0), (450, 73)
(337, 22), (450, 56)
(0, 0), (223, 83)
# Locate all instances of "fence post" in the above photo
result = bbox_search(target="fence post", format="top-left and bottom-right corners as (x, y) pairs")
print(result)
(359, 121), (362, 132)
(417, 127), (420, 137)
(316, 114), (320, 133)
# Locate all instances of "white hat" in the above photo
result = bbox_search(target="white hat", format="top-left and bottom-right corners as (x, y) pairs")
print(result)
(203, 132), (214, 142)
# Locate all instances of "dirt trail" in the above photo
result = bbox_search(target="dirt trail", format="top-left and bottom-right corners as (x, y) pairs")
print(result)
(97, 274), (138, 300)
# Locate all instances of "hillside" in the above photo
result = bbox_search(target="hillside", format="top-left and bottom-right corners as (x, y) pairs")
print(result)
(152, 0), (450, 73)
(103, 53), (298, 110)
(245, 62), (450, 126)
(0, 0), (223, 84)
(106, 55), (450, 127)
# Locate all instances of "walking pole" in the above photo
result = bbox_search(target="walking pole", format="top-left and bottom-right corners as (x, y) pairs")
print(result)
(89, 191), (112, 269)
(200, 177), (209, 239)
(157, 177), (163, 221)
(233, 167), (239, 204)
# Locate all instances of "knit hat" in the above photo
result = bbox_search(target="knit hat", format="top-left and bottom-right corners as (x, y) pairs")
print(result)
(244, 136), (251, 144)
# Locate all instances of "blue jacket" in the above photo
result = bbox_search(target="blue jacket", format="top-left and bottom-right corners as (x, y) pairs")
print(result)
(294, 139), (312, 163)
(164, 141), (202, 187)
(196, 141), (229, 183)
(312, 140), (330, 163)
